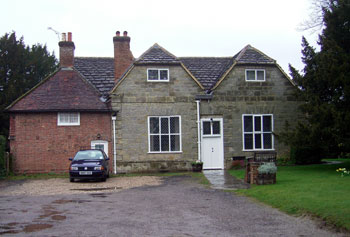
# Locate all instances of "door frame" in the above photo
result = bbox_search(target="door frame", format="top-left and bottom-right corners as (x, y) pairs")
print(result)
(200, 117), (224, 170)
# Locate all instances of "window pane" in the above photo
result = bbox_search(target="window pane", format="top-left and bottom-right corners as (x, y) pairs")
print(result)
(148, 70), (158, 80)
(244, 134), (253, 150)
(161, 118), (169, 134)
(244, 116), (253, 132)
(263, 116), (272, 132)
(246, 70), (255, 80)
(254, 116), (261, 131)
(255, 134), (262, 149)
(161, 135), (169, 151)
(263, 133), (272, 149)
(95, 144), (104, 150)
(150, 135), (160, 151)
(149, 117), (159, 133)
(203, 121), (211, 135)
(170, 135), (180, 151)
(170, 117), (179, 133)
(159, 70), (168, 80)
(257, 70), (265, 80)
(212, 121), (220, 135)
(71, 113), (79, 123)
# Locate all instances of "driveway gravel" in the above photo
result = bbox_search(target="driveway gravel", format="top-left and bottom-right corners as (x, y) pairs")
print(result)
(0, 175), (347, 236)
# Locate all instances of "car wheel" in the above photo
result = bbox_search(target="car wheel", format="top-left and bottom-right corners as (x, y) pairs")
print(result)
(107, 172), (110, 178)
(101, 176), (107, 182)
(70, 178), (74, 182)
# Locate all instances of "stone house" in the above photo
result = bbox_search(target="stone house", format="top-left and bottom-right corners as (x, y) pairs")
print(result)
(7, 31), (300, 174)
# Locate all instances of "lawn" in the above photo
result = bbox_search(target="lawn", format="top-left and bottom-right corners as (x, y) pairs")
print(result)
(228, 159), (350, 231)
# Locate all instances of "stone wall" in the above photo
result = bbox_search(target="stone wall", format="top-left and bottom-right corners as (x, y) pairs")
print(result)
(112, 65), (202, 172)
(111, 64), (302, 172)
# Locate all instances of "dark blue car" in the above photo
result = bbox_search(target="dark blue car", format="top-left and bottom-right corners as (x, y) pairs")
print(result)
(69, 149), (110, 182)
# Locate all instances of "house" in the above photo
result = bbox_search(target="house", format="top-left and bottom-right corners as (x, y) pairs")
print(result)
(7, 31), (301, 174)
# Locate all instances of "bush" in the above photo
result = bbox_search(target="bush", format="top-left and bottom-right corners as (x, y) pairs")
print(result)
(290, 145), (322, 165)
(258, 162), (277, 174)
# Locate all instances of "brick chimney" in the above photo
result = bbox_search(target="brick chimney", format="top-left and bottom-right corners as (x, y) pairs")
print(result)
(113, 31), (134, 81)
(59, 32), (75, 68)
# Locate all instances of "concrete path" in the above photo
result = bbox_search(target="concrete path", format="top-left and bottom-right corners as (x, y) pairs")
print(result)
(203, 169), (250, 190)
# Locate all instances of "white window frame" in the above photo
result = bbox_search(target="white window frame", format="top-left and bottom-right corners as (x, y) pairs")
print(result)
(201, 119), (222, 138)
(242, 114), (274, 151)
(245, 69), (266, 82)
(147, 68), (169, 82)
(57, 112), (80, 126)
(148, 115), (182, 153)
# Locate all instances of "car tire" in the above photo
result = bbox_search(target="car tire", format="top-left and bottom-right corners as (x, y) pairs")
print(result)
(101, 176), (107, 182)
(70, 178), (74, 182)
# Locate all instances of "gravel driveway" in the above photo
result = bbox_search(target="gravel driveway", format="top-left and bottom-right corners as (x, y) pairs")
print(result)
(0, 175), (346, 236)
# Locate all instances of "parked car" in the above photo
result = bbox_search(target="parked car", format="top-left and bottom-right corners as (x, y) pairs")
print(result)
(69, 149), (110, 182)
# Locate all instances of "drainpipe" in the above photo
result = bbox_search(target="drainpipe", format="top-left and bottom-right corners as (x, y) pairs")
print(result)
(196, 100), (201, 162)
(111, 113), (117, 174)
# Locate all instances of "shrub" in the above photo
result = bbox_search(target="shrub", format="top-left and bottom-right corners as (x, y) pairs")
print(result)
(258, 162), (277, 174)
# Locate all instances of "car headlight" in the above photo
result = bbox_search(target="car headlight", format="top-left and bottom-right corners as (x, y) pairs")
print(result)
(70, 166), (78, 171)
(94, 166), (104, 170)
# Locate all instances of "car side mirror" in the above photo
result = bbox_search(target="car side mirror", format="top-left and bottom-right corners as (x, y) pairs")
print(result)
(69, 158), (73, 161)
(105, 157), (110, 161)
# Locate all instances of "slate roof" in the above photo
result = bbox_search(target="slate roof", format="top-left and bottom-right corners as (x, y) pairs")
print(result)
(74, 57), (115, 96)
(235, 45), (276, 64)
(8, 68), (110, 112)
(180, 57), (233, 90)
(135, 43), (180, 64)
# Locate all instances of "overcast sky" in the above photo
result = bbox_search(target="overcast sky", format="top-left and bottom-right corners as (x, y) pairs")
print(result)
(1, 0), (320, 73)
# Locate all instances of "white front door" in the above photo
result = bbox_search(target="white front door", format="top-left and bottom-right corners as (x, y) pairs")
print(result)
(201, 118), (224, 169)
(91, 140), (109, 157)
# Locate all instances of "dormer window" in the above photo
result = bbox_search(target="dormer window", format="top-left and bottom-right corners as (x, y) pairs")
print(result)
(245, 69), (265, 81)
(147, 68), (169, 82)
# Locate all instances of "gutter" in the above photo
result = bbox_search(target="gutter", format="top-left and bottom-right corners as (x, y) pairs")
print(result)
(196, 100), (201, 162)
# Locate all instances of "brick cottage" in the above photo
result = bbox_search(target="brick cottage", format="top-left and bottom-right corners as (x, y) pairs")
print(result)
(6, 31), (302, 174)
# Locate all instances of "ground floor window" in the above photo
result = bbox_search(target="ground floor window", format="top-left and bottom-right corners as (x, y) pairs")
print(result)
(242, 114), (273, 150)
(148, 116), (181, 153)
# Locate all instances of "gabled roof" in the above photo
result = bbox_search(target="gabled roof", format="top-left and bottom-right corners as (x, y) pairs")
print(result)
(74, 57), (115, 96)
(135, 43), (181, 64)
(7, 68), (110, 112)
(235, 45), (276, 64)
(179, 57), (233, 90)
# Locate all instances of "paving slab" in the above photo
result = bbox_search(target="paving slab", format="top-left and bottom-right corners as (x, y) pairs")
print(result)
(203, 169), (250, 190)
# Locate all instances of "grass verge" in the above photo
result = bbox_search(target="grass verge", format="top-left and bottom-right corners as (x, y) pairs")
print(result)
(228, 159), (350, 231)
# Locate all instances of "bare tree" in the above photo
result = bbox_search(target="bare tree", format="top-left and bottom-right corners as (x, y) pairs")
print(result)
(298, 0), (331, 33)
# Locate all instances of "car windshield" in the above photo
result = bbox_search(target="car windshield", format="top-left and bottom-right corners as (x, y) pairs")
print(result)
(74, 150), (104, 160)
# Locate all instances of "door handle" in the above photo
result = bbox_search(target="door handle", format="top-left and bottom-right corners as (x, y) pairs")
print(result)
(212, 148), (214, 152)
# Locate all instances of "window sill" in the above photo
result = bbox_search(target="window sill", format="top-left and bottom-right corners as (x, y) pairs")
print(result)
(242, 149), (275, 152)
(148, 151), (183, 154)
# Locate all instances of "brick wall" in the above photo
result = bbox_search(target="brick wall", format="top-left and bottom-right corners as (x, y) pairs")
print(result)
(10, 112), (112, 174)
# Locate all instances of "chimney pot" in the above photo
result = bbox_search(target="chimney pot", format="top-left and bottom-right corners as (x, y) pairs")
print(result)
(61, 33), (66, 41)
(116, 31), (120, 36)
(68, 32), (72, 42)
(123, 31), (128, 37)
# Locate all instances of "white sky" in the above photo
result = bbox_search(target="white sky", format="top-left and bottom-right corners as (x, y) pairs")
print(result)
(1, 0), (320, 73)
